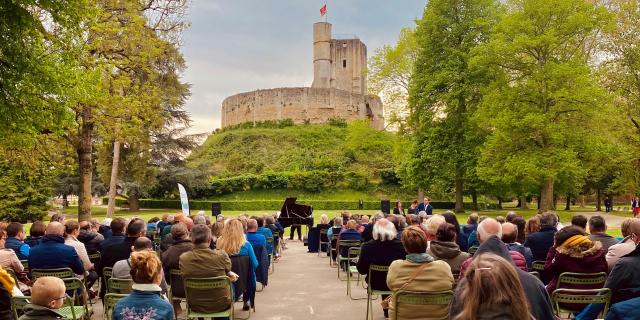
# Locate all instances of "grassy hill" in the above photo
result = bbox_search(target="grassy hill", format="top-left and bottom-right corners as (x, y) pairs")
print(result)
(186, 121), (411, 199)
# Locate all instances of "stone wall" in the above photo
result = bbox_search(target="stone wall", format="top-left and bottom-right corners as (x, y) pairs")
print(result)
(221, 87), (384, 130)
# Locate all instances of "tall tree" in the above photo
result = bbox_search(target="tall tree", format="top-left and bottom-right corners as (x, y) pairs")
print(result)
(406, 0), (500, 212)
(473, 0), (612, 211)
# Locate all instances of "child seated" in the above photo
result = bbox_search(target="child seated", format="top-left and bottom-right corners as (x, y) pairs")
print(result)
(19, 277), (66, 320)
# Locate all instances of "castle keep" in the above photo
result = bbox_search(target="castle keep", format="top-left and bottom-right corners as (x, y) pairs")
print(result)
(220, 22), (385, 130)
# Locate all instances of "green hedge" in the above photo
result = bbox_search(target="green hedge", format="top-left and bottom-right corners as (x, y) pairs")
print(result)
(103, 198), (488, 211)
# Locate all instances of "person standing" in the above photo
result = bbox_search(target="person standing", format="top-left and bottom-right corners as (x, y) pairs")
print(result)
(632, 197), (640, 217)
(604, 196), (613, 213)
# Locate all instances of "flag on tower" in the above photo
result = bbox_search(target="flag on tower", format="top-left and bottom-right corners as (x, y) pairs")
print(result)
(320, 4), (327, 16)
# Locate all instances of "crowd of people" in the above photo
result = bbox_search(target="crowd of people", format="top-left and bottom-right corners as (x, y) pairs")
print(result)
(0, 211), (285, 320)
(316, 208), (640, 320)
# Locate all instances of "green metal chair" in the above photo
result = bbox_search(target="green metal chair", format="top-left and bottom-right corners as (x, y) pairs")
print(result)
(3, 267), (20, 288)
(272, 231), (281, 255)
(20, 260), (28, 270)
(467, 246), (478, 256)
(318, 229), (329, 257)
(557, 272), (607, 289)
(336, 240), (361, 281)
(346, 246), (364, 300)
(107, 278), (133, 294)
(266, 236), (275, 274)
(184, 277), (234, 320)
(552, 288), (611, 318)
(87, 252), (101, 262)
(103, 293), (128, 320)
(529, 271), (541, 279)
(531, 260), (545, 273)
(366, 264), (393, 320)
(59, 277), (92, 320)
(169, 269), (186, 310)
(11, 295), (30, 320)
(392, 290), (454, 320)
(31, 268), (75, 281)
(329, 235), (339, 267)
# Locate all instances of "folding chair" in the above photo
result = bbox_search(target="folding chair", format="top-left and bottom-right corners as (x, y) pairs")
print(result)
(392, 290), (454, 320)
(169, 269), (186, 312)
(366, 264), (393, 320)
(103, 293), (128, 320)
(11, 295), (30, 320)
(107, 278), (133, 294)
(266, 236), (275, 274)
(531, 260), (545, 273)
(31, 268), (75, 281)
(345, 246), (364, 299)
(336, 240), (361, 281)
(468, 246), (478, 256)
(329, 235), (338, 267)
(318, 229), (329, 257)
(529, 271), (541, 279)
(552, 288), (611, 318)
(557, 272), (607, 289)
(59, 277), (93, 320)
(184, 277), (234, 320)
(20, 260), (28, 270)
(87, 252), (101, 262)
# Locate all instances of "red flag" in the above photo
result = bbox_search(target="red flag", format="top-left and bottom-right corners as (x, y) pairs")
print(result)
(320, 4), (327, 16)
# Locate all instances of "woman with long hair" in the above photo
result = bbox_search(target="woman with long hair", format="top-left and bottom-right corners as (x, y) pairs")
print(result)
(216, 218), (258, 310)
(113, 251), (173, 320)
(452, 253), (533, 320)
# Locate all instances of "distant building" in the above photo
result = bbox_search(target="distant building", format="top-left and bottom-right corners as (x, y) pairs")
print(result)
(221, 21), (384, 130)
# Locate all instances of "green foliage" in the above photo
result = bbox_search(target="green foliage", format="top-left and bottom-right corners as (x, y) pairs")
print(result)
(219, 119), (295, 132)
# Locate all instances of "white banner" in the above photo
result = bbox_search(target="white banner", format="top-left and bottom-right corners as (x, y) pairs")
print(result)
(177, 183), (190, 216)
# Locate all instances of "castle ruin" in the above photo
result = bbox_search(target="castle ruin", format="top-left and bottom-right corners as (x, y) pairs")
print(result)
(220, 22), (384, 130)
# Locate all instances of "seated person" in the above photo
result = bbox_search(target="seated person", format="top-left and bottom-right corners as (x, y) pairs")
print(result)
(246, 219), (267, 251)
(179, 224), (236, 313)
(264, 216), (283, 258)
(77, 220), (103, 256)
(254, 216), (273, 254)
(5, 222), (30, 261)
(337, 220), (362, 267)
(19, 277), (66, 320)
(113, 251), (173, 320)
(28, 222), (84, 275)
(160, 222), (192, 311)
(112, 237), (168, 294)
(0, 229), (29, 292)
(427, 223), (470, 274)
(25, 221), (45, 248)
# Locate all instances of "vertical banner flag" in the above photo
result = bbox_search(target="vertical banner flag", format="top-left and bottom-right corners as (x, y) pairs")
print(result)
(177, 183), (190, 216)
(320, 3), (327, 17)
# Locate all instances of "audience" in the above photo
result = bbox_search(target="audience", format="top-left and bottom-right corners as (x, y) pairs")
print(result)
(512, 216), (527, 244)
(337, 220), (362, 262)
(524, 213), (556, 261)
(422, 214), (445, 243)
(5, 222), (29, 260)
(440, 211), (466, 251)
(64, 220), (98, 297)
(606, 218), (637, 270)
(543, 226), (607, 294)
(112, 237), (168, 293)
(450, 253), (533, 320)
(25, 221), (45, 247)
(502, 222), (533, 269)
(77, 220), (103, 255)
(254, 216), (274, 254)
(356, 218), (406, 318)
(572, 214), (588, 231)
(427, 222), (470, 274)
(362, 213), (383, 242)
(179, 224), (236, 314)
(588, 215), (618, 252)
(524, 215), (541, 240)
(18, 277), (66, 320)
(28, 221), (84, 275)
(386, 226), (454, 320)
(112, 250), (173, 320)
(0, 228), (28, 292)
(160, 222), (193, 310)
(100, 218), (146, 297)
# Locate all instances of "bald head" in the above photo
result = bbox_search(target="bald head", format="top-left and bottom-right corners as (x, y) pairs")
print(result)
(247, 219), (258, 232)
(501, 222), (518, 244)
(477, 218), (502, 244)
(46, 222), (65, 236)
(133, 237), (153, 251)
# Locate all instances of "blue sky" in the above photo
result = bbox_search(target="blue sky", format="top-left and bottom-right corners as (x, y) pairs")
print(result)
(181, 0), (426, 133)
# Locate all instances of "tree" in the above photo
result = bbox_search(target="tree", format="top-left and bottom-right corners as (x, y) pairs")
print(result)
(368, 27), (418, 133)
(472, 0), (612, 211)
(406, 0), (500, 212)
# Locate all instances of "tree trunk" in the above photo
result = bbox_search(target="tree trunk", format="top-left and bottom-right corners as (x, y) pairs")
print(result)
(128, 191), (140, 211)
(565, 194), (571, 211)
(418, 189), (424, 203)
(519, 196), (528, 209)
(539, 177), (554, 212)
(579, 194), (586, 207)
(471, 191), (478, 211)
(454, 170), (464, 213)
(106, 141), (121, 218)
(77, 106), (93, 222)
(596, 189), (602, 212)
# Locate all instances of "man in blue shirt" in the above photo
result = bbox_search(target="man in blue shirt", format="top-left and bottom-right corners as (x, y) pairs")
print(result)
(416, 197), (433, 215)
(28, 222), (84, 275)
(5, 222), (30, 260)
(254, 216), (273, 254)
(246, 219), (267, 250)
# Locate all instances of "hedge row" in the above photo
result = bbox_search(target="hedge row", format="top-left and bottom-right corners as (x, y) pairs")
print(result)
(105, 198), (488, 211)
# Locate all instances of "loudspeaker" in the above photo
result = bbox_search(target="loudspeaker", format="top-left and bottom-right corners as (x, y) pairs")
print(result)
(211, 202), (221, 217)
(381, 200), (391, 214)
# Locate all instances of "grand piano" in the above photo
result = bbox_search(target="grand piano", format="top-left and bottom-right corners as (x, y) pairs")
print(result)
(278, 197), (314, 228)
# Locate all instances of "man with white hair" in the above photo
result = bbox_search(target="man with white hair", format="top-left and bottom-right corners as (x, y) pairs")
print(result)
(356, 218), (406, 318)
(450, 218), (555, 320)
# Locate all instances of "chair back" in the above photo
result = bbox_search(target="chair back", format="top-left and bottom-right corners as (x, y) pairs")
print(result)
(169, 268), (185, 299)
(104, 293), (128, 320)
(31, 268), (74, 280)
(367, 264), (390, 292)
(531, 260), (545, 272)
(19, 260), (28, 270)
(103, 267), (113, 279)
(3, 267), (20, 287)
(319, 229), (328, 242)
(184, 277), (233, 314)
(557, 272), (607, 289)
(468, 246), (478, 256)
(61, 277), (90, 319)
(348, 246), (361, 260)
(529, 271), (541, 279)
(108, 278), (133, 294)
(11, 295), (30, 320)
(552, 288), (612, 317)
(338, 240), (361, 257)
(88, 252), (101, 261)
(393, 290), (454, 319)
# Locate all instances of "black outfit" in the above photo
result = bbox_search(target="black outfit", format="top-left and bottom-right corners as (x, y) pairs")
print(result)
(316, 224), (331, 252)
(289, 225), (302, 241)
(393, 207), (405, 215)
(524, 225), (557, 261)
(356, 239), (406, 291)
(361, 223), (374, 243)
(161, 239), (194, 298)
(99, 235), (136, 297)
(24, 236), (43, 248)
(449, 236), (555, 320)
(78, 229), (102, 255)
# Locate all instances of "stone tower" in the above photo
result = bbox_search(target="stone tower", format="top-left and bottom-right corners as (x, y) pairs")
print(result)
(312, 22), (367, 95)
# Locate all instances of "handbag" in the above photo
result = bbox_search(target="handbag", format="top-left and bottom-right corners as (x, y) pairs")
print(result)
(381, 262), (430, 309)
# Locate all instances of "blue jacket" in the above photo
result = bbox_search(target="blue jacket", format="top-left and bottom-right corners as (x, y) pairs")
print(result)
(605, 297), (640, 320)
(24, 236), (42, 248)
(5, 238), (29, 260)
(28, 235), (84, 275)
(100, 233), (125, 250)
(246, 232), (266, 254)
(112, 290), (173, 320)
(416, 203), (433, 215)
(524, 226), (557, 261)
(256, 227), (273, 253)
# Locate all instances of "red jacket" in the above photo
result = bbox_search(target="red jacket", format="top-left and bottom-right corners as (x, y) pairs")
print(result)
(543, 242), (608, 294)
(459, 250), (528, 278)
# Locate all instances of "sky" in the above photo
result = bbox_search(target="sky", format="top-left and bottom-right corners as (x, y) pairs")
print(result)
(180, 0), (426, 134)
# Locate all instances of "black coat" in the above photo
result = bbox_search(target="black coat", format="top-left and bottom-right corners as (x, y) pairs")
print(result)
(361, 223), (374, 243)
(605, 244), (640, 304)
(356, 239), (406, 291)
(524, 226), (557, 261)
